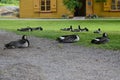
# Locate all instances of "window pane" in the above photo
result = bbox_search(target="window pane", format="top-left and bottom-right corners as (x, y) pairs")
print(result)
(111, 0), (120, 10)
(117, 5), (120, 9)
(41, 0), (45, 5)
(46, 0), (50, 5)
(112, 0), (115, 4)
(41, 6), (45, 11)
(40, 0), (51, 11)
(111, 0), (115, 9)
(46, 6), (50, 10)
(118, 0), (120, 5)
(111, 5), (116, 10)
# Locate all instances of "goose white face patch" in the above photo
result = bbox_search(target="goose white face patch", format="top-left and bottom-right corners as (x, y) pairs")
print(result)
(60, 37), (65, 40)
(24, 36), (27, 39)
(105, 33), (107, 37)
(75, 35), (80, 41)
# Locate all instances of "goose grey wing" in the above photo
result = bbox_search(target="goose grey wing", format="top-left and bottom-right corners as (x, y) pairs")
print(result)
(17, 39), (29, 48)
(100, 37), (109, 43)
(18, 39), (26, 44)
(63, 36), (76, 43)
(5, 41), (19, 48)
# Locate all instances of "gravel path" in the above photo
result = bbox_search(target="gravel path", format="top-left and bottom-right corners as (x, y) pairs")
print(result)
(0, 30), (120, 80)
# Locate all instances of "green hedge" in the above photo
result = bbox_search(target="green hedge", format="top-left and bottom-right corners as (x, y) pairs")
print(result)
(0, 0), (19, 5)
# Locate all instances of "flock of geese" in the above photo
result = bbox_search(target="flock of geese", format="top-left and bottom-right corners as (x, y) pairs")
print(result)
(59, 25), (109, 44)
(4, 25), (110, 49)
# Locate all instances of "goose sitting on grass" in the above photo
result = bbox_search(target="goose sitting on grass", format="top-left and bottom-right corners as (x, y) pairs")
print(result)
(60, 25), (72, 31)
(80, 27), (89, 32)
(31, 27), (43, 31)
(71, 25), (81, 32)
(56, 34), (80, 43)
(17, 26), (32, 32)
(4, 35), (30, 49)
(91, 33), (109, 44)
(94, 28), (101, 34)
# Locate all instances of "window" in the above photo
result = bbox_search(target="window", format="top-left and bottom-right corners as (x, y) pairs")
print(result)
(33, 0), (56, 12)
(41, 0), (51, 11)
(111, 0), (120, 10)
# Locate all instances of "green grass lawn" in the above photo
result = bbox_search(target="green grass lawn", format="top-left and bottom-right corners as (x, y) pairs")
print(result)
(0, 19), (120, 50)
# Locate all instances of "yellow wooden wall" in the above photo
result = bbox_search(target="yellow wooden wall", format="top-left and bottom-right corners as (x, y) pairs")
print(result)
(19, 0), (72, 18)
(20, 0), (120, 18)
(92, 0), (120, 17)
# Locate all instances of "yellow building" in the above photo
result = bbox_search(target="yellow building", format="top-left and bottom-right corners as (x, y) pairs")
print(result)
(19, 0), (120, 18)
(92, 0), (120, 17)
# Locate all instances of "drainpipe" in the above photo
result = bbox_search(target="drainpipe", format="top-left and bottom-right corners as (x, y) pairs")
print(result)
(86, 0), (94, 16)
(92, 0), (94, 15)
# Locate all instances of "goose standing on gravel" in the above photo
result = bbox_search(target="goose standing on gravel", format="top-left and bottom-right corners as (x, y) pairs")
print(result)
(4, 35), (30, 49)
(91, 33), (109, 44)
(56, 34), (80, 43)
